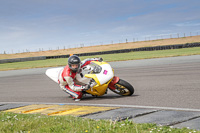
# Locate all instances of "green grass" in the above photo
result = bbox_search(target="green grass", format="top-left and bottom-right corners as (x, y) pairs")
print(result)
(0, 47), (200, 71)
(0, 112), (199, 133)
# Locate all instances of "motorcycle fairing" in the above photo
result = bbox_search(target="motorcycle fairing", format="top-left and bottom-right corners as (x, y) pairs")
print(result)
(86, 78), (113, 96)
(45, 67), (64, 83)
(85, 61), (114, 85)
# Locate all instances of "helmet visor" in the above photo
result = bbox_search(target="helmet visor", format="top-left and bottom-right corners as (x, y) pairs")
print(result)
(71, 64), (79, 69)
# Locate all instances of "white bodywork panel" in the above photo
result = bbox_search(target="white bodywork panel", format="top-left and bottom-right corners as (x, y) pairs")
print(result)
(45, 67), (63, 83)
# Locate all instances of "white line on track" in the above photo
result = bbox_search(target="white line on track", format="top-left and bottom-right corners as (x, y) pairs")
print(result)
(1, 102), (200, 112)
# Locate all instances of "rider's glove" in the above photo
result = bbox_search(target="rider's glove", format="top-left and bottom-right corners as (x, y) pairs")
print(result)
(82, 84), (90, 91)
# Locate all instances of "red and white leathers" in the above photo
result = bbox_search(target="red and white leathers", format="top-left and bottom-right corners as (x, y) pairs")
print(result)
(58, 58), (101, 100)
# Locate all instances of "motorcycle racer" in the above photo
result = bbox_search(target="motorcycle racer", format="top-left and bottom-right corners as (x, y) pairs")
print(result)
(58, 55), (102, 101)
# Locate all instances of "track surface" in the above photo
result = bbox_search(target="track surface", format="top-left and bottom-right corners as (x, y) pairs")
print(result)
(0, 55), (200, 110)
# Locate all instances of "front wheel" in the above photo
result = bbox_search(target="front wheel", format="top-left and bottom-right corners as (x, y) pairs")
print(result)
(109, 79), (134, 96)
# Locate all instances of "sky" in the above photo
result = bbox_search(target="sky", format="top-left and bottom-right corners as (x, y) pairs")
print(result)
(1, 0), (200, 54)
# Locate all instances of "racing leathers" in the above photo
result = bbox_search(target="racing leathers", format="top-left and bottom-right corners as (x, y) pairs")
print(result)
(58, 58), (102, 100)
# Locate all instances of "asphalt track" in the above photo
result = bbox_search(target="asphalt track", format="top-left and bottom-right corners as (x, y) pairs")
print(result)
(1, 55), (200, 130)
(0, 55), (200, 109)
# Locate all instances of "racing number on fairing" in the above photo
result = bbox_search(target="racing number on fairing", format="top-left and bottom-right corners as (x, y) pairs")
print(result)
(103, 70), (108, 75)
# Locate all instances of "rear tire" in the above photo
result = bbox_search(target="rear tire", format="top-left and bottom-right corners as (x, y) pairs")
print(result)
(109, 79), (134, 96)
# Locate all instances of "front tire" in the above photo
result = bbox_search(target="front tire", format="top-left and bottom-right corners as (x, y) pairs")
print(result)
(109, 79), (134, 96)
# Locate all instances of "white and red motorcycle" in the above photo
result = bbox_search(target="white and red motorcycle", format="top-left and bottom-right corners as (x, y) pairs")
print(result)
(46, 61), (134, 97)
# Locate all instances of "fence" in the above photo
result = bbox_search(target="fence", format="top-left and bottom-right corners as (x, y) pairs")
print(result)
(1, 32), (200, 54)
(1, 42), (200, 64)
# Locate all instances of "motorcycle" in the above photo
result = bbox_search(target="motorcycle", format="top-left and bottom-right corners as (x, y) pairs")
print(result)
(45, 61), (134, 97)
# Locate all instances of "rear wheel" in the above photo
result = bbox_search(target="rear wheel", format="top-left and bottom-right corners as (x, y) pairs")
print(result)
(109, 79), (134, 96)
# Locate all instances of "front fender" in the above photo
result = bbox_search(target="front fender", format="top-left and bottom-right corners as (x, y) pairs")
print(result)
(108, 76), (119, 90)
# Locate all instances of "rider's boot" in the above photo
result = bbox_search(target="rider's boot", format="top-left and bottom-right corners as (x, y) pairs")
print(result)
(71, 95), (81, 101)
(74, 99), (81, 101)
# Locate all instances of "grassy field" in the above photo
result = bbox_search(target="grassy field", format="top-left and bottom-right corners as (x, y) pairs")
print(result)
(0, 47), (200, 71)
(0, 112), (199, 133)
(1, 35), (200, 60)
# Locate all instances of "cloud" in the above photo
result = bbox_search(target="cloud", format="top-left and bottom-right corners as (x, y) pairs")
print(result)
(174, 21), (200, 27)
(0, 0), (200, 53)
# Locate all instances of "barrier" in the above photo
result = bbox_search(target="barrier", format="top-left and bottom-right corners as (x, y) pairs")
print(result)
(1, 42), (200, 64)
(0, 56), (46, 64)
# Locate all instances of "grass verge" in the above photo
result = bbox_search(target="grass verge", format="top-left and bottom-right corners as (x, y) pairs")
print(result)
(0, 112), (199, 133)
(0, 47), (200, 71)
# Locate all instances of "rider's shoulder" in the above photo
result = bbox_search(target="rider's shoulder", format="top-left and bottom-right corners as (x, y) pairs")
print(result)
(63, 65), (70, 73)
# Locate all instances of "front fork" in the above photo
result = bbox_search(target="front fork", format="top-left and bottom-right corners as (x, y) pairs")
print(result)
(108, 76), (119, 90)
